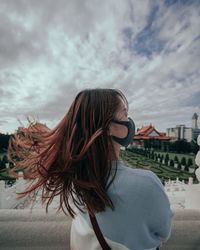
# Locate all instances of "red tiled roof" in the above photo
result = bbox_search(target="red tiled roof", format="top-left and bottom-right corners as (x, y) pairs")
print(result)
(135, 124), (171, 140)
(137, 125), (153, 135)
(136, 124), (161, 136)
(159, 132), (166, 136)
(134, 135), (171, 140)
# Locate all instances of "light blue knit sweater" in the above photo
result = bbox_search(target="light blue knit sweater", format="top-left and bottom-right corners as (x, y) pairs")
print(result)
(75, 160), (174, 250)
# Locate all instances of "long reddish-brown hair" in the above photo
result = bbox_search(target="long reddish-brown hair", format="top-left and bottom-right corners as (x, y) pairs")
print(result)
(8, 88), (128, 218)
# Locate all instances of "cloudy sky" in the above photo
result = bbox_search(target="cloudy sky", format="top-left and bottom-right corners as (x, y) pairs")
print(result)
(0, 0), (200, 134)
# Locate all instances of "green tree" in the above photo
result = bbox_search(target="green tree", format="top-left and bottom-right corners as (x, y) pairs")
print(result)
(190, 140), (199, 154)
(174, 155), (178, 163)
(181, 157), (186, 166)
(0, 159), (5, 170)
(0, 133), (11, 153)
(2, 155), (8, 164)
(184, 165), (189, 172)
(165, 154), (169, 164)
(170, 159), (174, 167)
(169, 139), (191, 153)
(0, 159), (6, 170)
(187, 158), (193, 167)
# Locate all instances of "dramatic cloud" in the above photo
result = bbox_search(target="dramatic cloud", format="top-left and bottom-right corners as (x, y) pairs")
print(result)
(0, 0), (200, 134)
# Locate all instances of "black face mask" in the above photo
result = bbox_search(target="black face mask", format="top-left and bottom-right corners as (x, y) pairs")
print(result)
(111, 117), (135, 147)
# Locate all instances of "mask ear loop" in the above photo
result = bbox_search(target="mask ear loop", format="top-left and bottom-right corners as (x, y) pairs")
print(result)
(111, 118), (135, 142)
(111, 118), (135, 133)
(111, 118), (131, 125)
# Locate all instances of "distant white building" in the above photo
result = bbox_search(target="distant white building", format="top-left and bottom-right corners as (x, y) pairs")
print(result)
(166, 125), (192, 142)
(166, 113), (200, 142)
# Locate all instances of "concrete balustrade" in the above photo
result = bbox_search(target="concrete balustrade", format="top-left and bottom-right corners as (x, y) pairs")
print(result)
(0, 208), (200, 250)
(0, 172), (29, 209)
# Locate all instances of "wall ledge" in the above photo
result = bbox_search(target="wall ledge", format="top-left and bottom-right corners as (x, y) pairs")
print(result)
(0, 209), (200, 250)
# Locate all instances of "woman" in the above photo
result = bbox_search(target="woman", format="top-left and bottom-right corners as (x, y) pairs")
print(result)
(8, 88), (173, 250)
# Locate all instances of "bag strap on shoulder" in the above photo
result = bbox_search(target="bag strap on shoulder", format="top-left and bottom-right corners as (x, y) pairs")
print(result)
(87, 206), (159, 250)
(88, 212), (111, 250)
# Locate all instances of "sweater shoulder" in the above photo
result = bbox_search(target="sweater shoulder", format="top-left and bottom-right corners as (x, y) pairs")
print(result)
(117, 162), (160, 182)
(110, 161), (164, 193)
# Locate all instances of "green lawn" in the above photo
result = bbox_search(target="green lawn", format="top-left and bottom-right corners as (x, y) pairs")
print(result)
(120, 150), (197, 183)
(0, 150), (198, 183)
(154, 151), (195, 164)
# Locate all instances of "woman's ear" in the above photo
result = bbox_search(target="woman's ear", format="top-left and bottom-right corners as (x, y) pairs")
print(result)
(109, 122), (121, 137)
(108, 123), (115, 136)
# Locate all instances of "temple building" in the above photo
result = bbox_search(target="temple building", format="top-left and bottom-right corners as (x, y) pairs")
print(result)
(132, 124), (171, 151)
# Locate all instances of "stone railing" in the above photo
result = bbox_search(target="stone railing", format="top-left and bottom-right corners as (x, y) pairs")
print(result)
(163, 133), (200, 210)
(0, 208), (200, 250)
(185, 133), (200, 209)
(0, 172), (30, 209)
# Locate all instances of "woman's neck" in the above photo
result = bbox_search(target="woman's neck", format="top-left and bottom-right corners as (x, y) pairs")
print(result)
(113, 142), (121, 160)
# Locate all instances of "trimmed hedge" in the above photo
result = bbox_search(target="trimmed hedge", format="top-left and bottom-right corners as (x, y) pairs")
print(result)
(120, 150), (196, 182)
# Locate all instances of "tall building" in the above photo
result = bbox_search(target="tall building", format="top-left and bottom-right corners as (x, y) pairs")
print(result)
(192, 113), (198, 129)
(166, 125), (192, 142)
(192, 113), (200, 142)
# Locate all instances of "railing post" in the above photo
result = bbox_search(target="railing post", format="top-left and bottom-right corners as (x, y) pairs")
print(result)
(0, 180), (5, 209)
(185, 134), (200, 209)
(195, 134), (200, 181)
(188, 177), (193, 185)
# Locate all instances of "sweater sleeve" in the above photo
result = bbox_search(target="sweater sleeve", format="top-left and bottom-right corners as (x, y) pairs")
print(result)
(144, 171), (174, 242)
